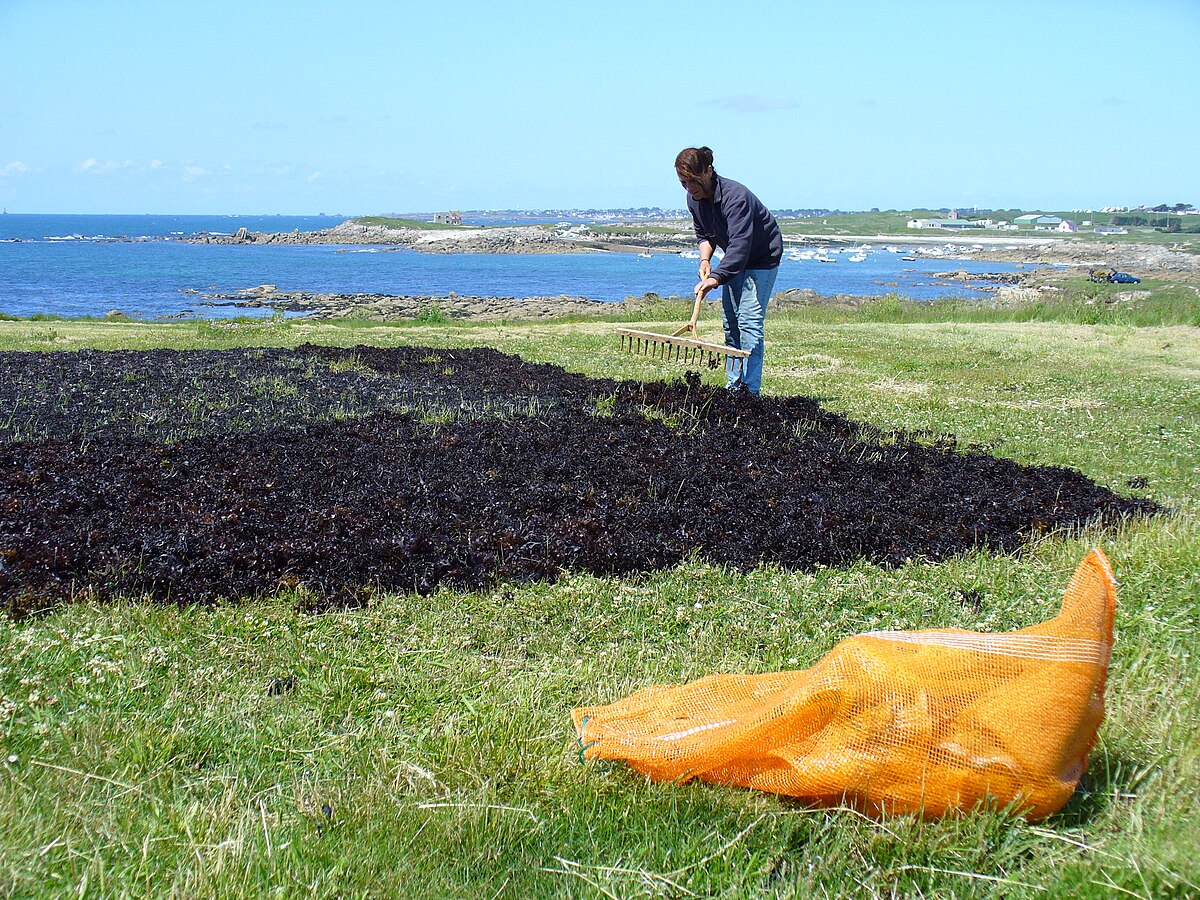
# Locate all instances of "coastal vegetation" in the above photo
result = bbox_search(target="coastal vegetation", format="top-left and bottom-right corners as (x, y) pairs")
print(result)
(0, 300), (1197, 897)
(351, 216), (469, 231)
(776, 211), (1200, 252)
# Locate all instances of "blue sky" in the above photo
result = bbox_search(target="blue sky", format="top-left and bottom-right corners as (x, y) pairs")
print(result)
(1, 0), (1197, 214)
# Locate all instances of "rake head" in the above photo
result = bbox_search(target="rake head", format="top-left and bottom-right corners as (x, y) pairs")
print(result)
(616, 327), (749, 376)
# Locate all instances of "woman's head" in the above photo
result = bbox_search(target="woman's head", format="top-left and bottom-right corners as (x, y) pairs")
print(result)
(676, 146), (715, 200)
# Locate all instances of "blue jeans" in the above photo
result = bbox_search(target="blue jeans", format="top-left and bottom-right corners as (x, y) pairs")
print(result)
(720, 267), (777, 394)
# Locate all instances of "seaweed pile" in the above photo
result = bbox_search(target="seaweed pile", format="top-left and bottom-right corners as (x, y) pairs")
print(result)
(0, 345), (1157, 612)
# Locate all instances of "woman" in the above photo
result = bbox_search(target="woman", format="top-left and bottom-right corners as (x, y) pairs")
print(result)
(676, 146), (782, 395)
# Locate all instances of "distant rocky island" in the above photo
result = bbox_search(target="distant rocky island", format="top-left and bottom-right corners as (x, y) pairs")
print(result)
(185, 219), (695, 255)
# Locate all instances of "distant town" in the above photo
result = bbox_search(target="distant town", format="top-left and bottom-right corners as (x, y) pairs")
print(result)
(400, 202), (1200, 236)
(905, 203), (1199, 235)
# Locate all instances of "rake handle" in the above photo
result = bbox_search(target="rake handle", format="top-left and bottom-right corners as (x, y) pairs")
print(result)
(672, 292), (704, 339)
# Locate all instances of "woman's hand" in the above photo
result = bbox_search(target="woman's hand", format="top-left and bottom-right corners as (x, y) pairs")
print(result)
(693, 275), (720, 301)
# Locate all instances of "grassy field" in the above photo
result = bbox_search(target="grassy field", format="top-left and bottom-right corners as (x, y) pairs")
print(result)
(351, 216), (470, 231)
(1, 306), (1198, 898)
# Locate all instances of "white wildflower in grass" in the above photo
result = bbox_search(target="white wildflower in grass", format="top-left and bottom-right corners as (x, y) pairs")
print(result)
(141, 646), (168, 666)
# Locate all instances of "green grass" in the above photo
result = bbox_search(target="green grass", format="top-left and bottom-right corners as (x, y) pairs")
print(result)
(351, 216), (468, 231)
(774, 209), (1200, 253)
(1, 308), (1198, 897)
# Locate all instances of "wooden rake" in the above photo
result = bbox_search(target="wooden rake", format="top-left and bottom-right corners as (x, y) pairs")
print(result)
(616, 293), (749, 375)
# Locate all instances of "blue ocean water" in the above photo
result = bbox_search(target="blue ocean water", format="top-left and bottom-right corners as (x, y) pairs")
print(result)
(0, 214), (1024, 320)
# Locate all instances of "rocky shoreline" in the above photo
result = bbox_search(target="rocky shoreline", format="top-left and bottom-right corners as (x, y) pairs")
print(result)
(195, 272), (1053, 322)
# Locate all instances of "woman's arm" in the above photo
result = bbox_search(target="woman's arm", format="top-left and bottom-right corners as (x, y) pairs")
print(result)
(698, 239), (715, 280)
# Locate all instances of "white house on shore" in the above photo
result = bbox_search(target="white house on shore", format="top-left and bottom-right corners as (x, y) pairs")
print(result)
(907, 217), (983, 230)
(1057, 219), (1078, 233)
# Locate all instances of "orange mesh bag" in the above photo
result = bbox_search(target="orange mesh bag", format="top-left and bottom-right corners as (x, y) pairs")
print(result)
(573, 549), (1116, 820)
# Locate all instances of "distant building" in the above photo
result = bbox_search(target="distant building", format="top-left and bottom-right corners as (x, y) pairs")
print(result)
(1014, 214), (1063, 230)
(907, 218), (983, 230)
(1057, 219), (1078, 233)
(1094, 226), (1128, 235)
(433, 211), (462, 225)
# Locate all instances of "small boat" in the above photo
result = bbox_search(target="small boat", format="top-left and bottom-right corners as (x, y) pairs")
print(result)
(638, 250), (653, 259)
(847, 251), (867, 262)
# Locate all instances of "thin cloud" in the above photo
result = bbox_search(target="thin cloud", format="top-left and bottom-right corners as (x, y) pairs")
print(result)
(252, 121), (289, 130)
(703, 95), (799, 112)
(183, 165), (207, 180)
(1, 161), (30, 177)
(306, 171), (322, 183)
(78, 159), (137, 175)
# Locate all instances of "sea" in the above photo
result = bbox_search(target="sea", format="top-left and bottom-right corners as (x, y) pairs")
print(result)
(0, 214), (1026, 320)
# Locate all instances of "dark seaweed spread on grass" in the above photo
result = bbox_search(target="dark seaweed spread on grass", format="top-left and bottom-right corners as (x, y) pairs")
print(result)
(0, 345), (1158, 613)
